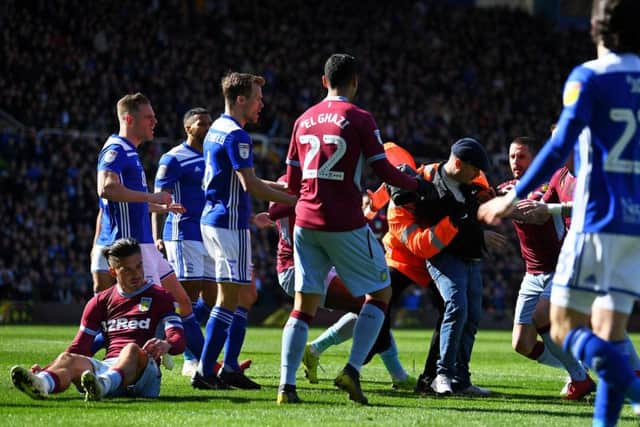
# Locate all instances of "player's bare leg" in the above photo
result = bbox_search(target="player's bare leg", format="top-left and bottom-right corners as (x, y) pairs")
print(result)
(92, 271), (114, 293)
(11, 351), (94, 399)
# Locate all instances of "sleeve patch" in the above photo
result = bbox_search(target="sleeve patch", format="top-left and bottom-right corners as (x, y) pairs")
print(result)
(562, 81), (581, 107)
(103, 149), (119, 163)
(238, 143), (251, 159)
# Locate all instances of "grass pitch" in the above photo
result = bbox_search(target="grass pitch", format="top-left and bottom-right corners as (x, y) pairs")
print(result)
(1, 325), (638, 426)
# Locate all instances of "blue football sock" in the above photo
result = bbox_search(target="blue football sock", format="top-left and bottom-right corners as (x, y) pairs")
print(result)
(280, 313), (311, 386)
(223, 307), (248, 372)
(199, 306), (233, 377)
(623, 334), (640, 371)
(194, 298), (212, 326)
(565, 327), (640, 401)
(380, 333), (407, 381)
(181, 313), (204, 360)
(348, 302), (386, 371)
(310, 312), (357, 355)
(183, 347), (197, 362)
(593, 375), (625, 427)
(90, 332), (106, 355)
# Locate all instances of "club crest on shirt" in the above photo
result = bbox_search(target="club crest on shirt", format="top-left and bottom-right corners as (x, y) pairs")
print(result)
(563, 81), (581, 107)
(139, 297), (153, 312)
(157, 165), (167, 179)
(380, 269), (388, 282)
(239, 143), (250, 159)
(103, 149), (118, 163)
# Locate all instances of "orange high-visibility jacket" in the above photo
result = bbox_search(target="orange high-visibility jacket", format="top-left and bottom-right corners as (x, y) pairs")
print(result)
(371, 163), (491, 287)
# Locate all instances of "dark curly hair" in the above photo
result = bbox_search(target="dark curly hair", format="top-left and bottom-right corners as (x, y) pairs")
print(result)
(591, 0), (640, 54)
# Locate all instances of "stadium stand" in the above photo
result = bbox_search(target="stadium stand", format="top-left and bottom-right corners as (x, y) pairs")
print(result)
(0, 0), (594, 321)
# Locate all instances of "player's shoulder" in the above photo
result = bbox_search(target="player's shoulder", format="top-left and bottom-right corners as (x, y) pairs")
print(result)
(581, 52), (640, 76)
(497, 178), (518, 191)
(145, 284), (176, 303)
(101, 135), (134, 153)
(163, 142), (200, 163)
(212, 115), (244, 135)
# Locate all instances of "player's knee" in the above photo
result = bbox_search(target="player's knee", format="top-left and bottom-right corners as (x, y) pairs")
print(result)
(239, 286), (257, 308)
(369, 286), (392, 304)
(56, 351), (75, 364)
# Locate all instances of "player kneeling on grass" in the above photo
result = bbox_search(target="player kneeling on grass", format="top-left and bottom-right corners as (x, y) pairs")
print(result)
(9, 238), (186, 401)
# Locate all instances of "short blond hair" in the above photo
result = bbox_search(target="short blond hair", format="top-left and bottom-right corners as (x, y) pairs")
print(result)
(116, 93), (151, 120)
(221, 72), (265, 105)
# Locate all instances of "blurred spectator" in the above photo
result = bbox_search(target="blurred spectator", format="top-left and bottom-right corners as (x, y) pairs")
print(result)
(0, 0), (594, 314)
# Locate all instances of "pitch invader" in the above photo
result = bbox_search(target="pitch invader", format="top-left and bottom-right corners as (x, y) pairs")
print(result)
(92, 93), (204, 365)
(479, 1), (640, 425)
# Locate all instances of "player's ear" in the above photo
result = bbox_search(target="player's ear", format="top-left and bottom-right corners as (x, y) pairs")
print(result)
(108, 266), (117, 278)
(321, 75), (329, 89)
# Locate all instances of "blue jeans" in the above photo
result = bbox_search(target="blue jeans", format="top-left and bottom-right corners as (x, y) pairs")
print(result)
(427, 251), (483, 387)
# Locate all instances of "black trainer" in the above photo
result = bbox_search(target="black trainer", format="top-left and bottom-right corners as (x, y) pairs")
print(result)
(218, 369), (262, 390)
(191, 372), (230, 390)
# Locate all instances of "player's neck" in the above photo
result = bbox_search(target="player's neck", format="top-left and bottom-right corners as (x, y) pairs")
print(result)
(597, 42), (610, 58)
(186, 137), (203, 153)
(118, 128), (142, 147)
(326, 88), (350, 101)
(225, 106), (247, 128)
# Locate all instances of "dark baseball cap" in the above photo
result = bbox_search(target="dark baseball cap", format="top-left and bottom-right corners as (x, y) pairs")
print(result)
(451, 138), (489, 171)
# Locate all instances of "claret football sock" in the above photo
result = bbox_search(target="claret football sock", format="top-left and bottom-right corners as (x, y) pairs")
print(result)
(223, 307), (249, 372)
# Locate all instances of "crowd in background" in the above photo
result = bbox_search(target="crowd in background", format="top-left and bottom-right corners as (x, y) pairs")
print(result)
(0, 0), (594, 320)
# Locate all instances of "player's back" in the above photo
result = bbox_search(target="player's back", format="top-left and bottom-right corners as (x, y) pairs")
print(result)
(96, 282), (178, 359)
(571, 53), (640, 234)
(291, 97), (385, 231)
(156, 143), (205, 241)
(201, 114), (252, 230)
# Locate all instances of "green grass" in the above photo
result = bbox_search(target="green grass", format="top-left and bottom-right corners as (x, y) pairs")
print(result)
(0, 326), (638, 426)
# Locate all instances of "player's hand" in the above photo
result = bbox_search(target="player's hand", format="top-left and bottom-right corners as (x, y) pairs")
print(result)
(149, 191), (172, 205)
(514, 199), (549, 225)
(31, 364), (43, 373)
(155, 239), (165, 252)
(143, 338), (171, 359)
(253, 212), (274, 229)
(165, 203), (186, 214)
(477, 195), (514, 225)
